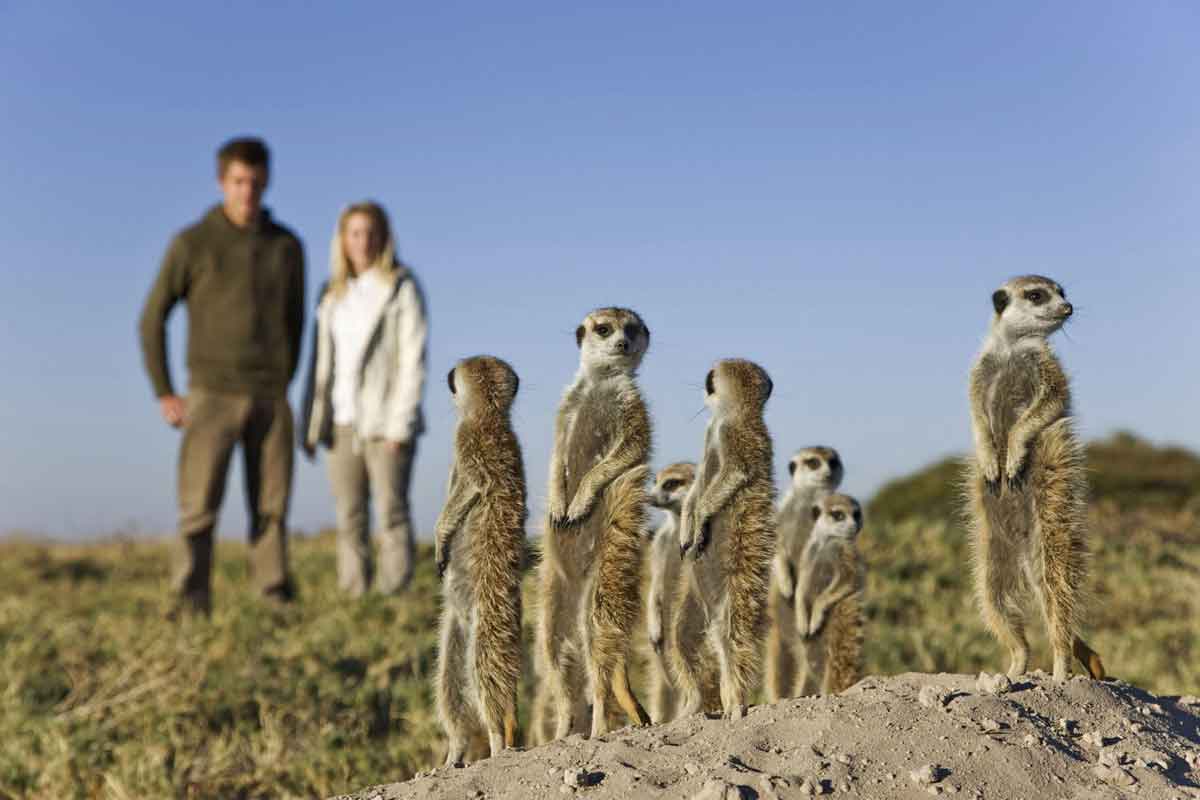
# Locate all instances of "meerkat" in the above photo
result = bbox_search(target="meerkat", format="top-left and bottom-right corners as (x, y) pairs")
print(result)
(796, 493), (865, 695)
(434, 356), (527, 766)
(643, 461), (696, 724)
(966, 276), (1106, 682)
(765, 446), (844, 701)
(673, 358), (776, 721)
(535, 307), (653, 741)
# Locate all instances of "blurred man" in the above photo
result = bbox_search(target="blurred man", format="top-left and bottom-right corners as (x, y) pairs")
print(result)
(139, 137), (305, 617)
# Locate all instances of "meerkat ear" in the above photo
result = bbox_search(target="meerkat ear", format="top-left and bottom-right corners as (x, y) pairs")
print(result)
(511, 373), (520, 397)
(810, 505), (821, 522)
(992, 289), (1009, 314)
(447, 367), (457, 395)
(763, 374), (774, 401)
(705, 369), (716, 396)
(575, 325), (585, 348)
(788, 460), (797, 477)
(643, 324), (651, 344)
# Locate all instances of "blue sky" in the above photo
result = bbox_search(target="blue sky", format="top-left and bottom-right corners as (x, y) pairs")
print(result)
(1, 2), (1197, 539)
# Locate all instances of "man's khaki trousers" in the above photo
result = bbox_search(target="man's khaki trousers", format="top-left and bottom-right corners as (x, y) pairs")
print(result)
(326, 424), (417, 596)
(172, 389), (294, 615)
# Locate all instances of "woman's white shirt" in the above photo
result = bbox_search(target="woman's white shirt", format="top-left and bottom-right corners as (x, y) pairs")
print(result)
(330, 269), (391, 425)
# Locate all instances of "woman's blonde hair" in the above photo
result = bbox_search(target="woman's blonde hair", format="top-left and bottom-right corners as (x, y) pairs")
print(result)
(329, 201), (401, 297)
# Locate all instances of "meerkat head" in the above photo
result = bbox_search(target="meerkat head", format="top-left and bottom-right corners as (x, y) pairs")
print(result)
(705, 358), (773, 418)
(447, 355), (519, 417)
(649, 462), (696, 514)
(989, 275), (1073, 343)
(575, 307), (650, 374)
(787, 446), (843, 492)
(810, 493), (863, 540)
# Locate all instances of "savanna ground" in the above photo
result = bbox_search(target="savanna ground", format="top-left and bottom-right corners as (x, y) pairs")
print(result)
(2, 433), (1198, 799)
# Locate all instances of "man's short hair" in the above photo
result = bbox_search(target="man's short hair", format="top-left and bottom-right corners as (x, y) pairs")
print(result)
(217, 137), (270, 177)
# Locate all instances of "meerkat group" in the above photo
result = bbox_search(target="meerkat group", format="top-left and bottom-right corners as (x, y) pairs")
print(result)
(431, 276), (1106, 766)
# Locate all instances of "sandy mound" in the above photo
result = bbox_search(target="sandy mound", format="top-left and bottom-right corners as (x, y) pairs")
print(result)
(334, 673), (1200, 799)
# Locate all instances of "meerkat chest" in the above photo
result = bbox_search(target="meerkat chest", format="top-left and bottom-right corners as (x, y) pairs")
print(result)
(562, 388), (624, 483)
(985, 355), (1040, 437)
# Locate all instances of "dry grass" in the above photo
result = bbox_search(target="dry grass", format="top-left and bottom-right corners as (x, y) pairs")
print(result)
(2, 434), (1197, 798)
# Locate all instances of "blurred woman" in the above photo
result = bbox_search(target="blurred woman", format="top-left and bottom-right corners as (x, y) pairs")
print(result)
(301, 201), (428, 595)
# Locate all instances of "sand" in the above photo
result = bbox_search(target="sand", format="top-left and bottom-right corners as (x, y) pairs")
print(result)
(334, 672), (1200, 800)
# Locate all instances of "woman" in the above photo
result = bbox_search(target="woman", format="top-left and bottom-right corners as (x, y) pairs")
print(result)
(301, 201), (428, 596)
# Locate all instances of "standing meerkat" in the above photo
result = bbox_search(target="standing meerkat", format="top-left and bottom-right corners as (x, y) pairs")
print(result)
(643, 461), (696, 724)
(673, 358), (776, 721)
(434, 356), (526, 766)
(765, 446), (844, 701)
(796, 493), (865, 695)
(966, 275), (1105, 681)
(536, 307), (653, 741)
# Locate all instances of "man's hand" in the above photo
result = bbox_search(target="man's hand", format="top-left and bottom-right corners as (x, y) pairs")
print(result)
(159, 395), (186, 428)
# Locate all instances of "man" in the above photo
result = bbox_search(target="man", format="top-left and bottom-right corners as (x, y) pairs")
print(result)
(139, 137), (306, 616)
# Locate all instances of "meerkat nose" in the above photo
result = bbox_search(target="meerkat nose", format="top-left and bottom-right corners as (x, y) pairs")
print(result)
(617, 339), (629, 353)
(1062, 302), (1074, 317)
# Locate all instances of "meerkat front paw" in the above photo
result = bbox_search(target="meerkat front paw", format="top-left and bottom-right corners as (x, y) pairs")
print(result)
(981, 455), (1002, 494)
(1004, 450), (1028, 492)
(562, 490), (596, 527)
(547, 491), (568, 528)
(434, 539), (450, 577)
(806, 610), (826, 639)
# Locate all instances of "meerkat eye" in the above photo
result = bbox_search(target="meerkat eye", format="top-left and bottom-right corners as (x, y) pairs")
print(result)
(595, 324), (612, 338)
(804, 458), (820, 470)
(1026, 290), (1045, 305)
(705, 370), (715, 396)
(832, 510), (845, 522)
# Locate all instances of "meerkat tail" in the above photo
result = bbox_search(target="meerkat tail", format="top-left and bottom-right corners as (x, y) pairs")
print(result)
(1072, 637), (1106, 680)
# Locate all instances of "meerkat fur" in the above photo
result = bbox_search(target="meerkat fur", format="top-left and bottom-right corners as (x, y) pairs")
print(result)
(673, 358), (777, 721)
(765, 446), (844, 701)
(796, 493), (865, 695)
(434, 356), (527, 766)
(536, 307), (653, 741)
(966, 275), (1105, 682)
(643, 462), (696, 723)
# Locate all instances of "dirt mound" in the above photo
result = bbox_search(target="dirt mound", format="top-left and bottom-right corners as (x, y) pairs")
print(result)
(333, 673), (1200, 800)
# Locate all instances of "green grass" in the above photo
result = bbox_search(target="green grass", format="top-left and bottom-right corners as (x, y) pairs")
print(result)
(2, 433), (1198, 798)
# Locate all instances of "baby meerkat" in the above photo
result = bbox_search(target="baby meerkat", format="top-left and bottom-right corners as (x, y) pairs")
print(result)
(643, 462), (696, 724)
(796, 493), (865, 695)
(673, 359), (776, 721)
(966, 276), (1105, 681)
(536, 307), (653, 741)
(434, 356), (527, 766)
(765, 446), (844, 701)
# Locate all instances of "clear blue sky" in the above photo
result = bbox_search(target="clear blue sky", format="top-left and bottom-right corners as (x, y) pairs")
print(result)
(2, 2), (1197, 539)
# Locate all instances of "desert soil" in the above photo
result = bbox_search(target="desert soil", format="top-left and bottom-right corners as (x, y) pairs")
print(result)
(334, 672), (1200, 800)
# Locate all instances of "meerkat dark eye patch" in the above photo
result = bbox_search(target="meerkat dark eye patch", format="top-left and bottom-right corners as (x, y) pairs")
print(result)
(992, 289), (1009, 314)
(705, 369), (715, 396)
(1025, 289), (1046, 304)
(595, 323), (612, 338)
(832, 510), (845, 522)
(810, 505), (821, 521)
(447, 368), (456, 394)
(575, 325), (585, 347)
(662, 479), (681, 493)
(804, 458), (820, 470)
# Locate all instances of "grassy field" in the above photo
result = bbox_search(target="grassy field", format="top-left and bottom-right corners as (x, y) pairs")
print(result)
(2, 433), (1198, 799)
